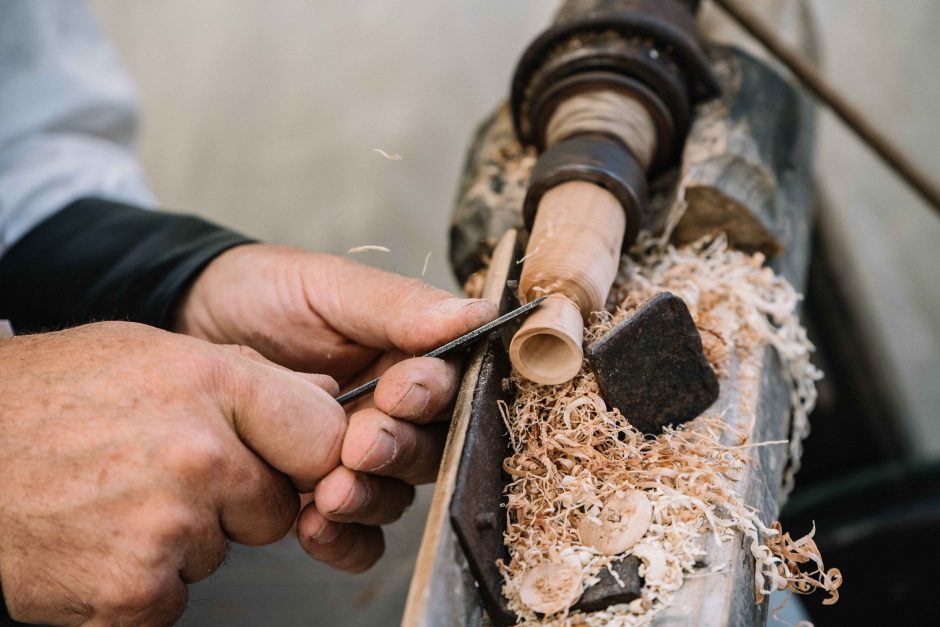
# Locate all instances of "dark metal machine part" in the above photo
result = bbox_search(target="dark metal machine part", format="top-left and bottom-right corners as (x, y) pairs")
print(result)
(574, 557), (643, 612)
(449, 281), (643, 622)
(521, 134), (648, 247)
(512, 0), (718, 250)
(449, 292), (715, 624)
(511, 0), (718, 155)
(451, 255), (524, 627)
(450, 335), (518, 627)
(587, 292), (719, 434)
(335, 296), (547, 405)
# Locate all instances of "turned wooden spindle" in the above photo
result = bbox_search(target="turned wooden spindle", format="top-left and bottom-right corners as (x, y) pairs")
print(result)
(509, 90), (656, 385)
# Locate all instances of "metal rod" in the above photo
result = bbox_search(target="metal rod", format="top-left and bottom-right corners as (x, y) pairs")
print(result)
(712, 0), (940, 217)
(335, 296), (548, 405)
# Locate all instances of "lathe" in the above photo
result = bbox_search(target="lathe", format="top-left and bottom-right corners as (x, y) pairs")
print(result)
(402, 1), (829, 625)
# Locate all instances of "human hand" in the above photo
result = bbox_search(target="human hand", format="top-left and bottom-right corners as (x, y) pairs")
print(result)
(172, 244), (497, 570)
(0, 322), (344, 626)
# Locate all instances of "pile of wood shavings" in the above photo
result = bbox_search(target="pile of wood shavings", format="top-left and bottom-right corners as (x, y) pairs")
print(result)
(498, 234), (840, 625)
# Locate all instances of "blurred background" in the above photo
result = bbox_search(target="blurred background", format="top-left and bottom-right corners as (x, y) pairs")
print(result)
(85, 1), (940, 624)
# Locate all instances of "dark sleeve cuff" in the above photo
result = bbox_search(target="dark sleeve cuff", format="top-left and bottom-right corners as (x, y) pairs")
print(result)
(0, 197), (254, 333)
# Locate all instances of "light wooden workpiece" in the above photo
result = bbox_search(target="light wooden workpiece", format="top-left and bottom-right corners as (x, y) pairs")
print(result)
(509, 181), (626, 384)
(509, 91), (656, 385)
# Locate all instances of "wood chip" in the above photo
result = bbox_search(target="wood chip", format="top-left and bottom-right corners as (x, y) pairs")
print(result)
(632, 544), (668, 582)
(372, 148), (403, 160)
(421, 251), (432, 276)
(347, 245), (391, 254)
(578, 490), (652, 556)
(519, 562), (583, 615)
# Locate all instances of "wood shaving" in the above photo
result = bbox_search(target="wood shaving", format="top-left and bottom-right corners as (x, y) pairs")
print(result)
(372, 148), (403, 160)
(520, 562), (584, 615)
(578, 490), (652, 556)
(422, 251), (432, 277)
(347, 245), (391, 254)
(463, 269), (488, 299)
(498, 234), (839, 625)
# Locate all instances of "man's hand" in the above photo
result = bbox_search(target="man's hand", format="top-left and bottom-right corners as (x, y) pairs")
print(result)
(172, 244), (497, 571)
(0, 322), (344, 626)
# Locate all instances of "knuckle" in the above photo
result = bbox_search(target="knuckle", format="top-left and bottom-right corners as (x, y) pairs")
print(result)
(184, 534), (231, 583)
(159, 429), (228, 480)
(147, 503), (201, 550)
(337, 529), (385, 573)
(101, 572), (186, 626)
(122, 576), (168, 612)
(190, 341), (234, 393)
(229, 344), (265, 362)
(257, 483), (301, 544)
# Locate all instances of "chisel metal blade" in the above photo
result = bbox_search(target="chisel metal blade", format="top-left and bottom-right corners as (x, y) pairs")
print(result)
(336, 296), (548, 405)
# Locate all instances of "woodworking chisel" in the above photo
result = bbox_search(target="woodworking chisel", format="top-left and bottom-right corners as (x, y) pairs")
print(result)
(335, 295), (548, 405)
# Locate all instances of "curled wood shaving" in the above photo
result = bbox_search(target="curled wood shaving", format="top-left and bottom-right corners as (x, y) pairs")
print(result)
(499, 234), (837, 625)
(763, 522), (842, 606)
(347, 245), (391, 254)
(372, 148), (403, 160)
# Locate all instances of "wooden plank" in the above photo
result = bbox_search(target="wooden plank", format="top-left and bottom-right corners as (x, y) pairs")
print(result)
(653, 348), (791, 626)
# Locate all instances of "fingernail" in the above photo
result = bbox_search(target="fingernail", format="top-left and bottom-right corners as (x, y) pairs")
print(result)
(336, 477), (371, 514)
(434, 298), (490, 317)
(357, 429), (398, 472)
(310, 519), (340, 544)
(390, 383), (431, 418)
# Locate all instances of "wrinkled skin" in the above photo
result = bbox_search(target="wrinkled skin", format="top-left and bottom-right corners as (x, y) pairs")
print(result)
(0, 244), (496, 625)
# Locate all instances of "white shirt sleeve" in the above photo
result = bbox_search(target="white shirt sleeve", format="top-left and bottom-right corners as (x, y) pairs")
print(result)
(0, 0), (155, 259)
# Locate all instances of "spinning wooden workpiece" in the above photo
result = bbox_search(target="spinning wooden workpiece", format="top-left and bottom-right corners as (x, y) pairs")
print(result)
(507, 0), (718, 385)
(510, 94), (656, 384)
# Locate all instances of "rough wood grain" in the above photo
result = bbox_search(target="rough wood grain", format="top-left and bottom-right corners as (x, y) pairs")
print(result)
(670, 46), (815, 260)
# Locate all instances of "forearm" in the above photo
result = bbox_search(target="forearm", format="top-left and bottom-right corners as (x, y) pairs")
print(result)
(0, 198), (253, 333)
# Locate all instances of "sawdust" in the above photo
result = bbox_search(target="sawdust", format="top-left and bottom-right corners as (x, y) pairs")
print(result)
(498, 234), (838, 625)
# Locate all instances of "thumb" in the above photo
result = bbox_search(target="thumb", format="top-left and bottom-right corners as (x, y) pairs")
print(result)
(309, 256), (497, 354)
